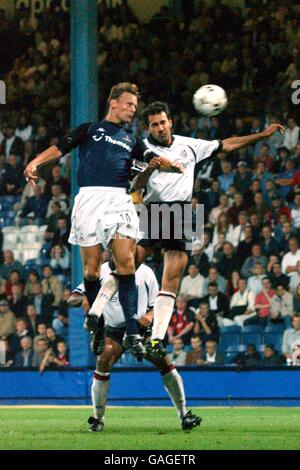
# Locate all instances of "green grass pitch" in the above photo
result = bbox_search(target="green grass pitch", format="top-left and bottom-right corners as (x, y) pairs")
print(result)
(1, 407), (300, 450)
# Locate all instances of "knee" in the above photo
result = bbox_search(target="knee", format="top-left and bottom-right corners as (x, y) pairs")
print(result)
(97, 344), (114, 371)
(84, 265), (99, 281)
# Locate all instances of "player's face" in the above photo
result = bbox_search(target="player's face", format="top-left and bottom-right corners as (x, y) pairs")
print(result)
(147, 112), (172, 145)
(111, 92), (137, 124)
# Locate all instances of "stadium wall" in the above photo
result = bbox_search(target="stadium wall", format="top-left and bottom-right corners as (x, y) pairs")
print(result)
(1, 368), (300, 406)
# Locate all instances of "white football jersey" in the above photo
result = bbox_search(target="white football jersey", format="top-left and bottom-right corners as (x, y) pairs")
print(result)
(74, 263), (159, 328)
(143, 135), (220, 203)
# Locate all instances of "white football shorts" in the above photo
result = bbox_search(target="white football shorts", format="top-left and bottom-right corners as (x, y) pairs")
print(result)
(68, 187), (141, 248)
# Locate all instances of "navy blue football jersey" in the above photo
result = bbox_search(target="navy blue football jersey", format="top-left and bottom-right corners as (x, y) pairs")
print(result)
(57, 119), (155, 189)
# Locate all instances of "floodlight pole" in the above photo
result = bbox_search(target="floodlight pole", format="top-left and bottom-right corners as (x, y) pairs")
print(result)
(70, 0), (98, 367)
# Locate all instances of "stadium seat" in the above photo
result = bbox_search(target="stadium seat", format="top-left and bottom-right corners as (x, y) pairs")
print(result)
(22, 249), (40, 263)
(220, 325), (242, 334)
(12, 250), (24, 263)
(263, 332), (283, 351)
(242, 325), (264, 333)
(224, 352), (237, 365)
(219, 333), (241, 352)
(2, 226), (20, 234)
(264, 324), (285, 333)
(20, 225), (40, 233)
(2, 232), (20, 250)
(240, 332), (262, 348)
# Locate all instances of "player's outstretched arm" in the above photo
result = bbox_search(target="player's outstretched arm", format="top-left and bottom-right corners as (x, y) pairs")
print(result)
(222, 124), (285, 153)
(24, 145), (63, 188)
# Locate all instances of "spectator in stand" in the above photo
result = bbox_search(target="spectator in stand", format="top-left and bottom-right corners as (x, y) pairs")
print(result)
(167, 295), (195, 346)
(247, 263), (266, 296)
(282, 314), (300, 359)
(24, 270), (40, 298)
(218, 160), (234, 193)
(179, 264), (205, 307)
(185, 336), (204, 366)
(19, 184), (49, 225)
(45, 201), (64, 235)
(28, 281), (54, 324)
(233, 344), (261, 367)
(283, 118), (299, 153)
(249, 191), (270, 225)
(241, 244), (268, 279)
(276, 159), (296, 199)
(200, 281), (229, 325)
(270, 285), (294, 326)
(269, 262), (290, 290)
(236, 224), (258, 262)
(226, 278), (256, 327)
(52, 287), (69, 339)
(32, 337), (49, 369)
(1, 124), (24, 160)
(245, 277), (276, 327)
(261, 344), (285, 367)
(203, 267), (227, 295)
(290, 261), (300, 295)
(167, 337), (187, 367)
(253, 142), (274, 171)
(15, 112), (33, 142)
(43, 164), (70, 197)
(226, 270), (240, 298)
(0, 250), (24, 281)
(226, 192), (246, 227)
(0, 154), (25, 196)
(4, 270), (23, 299)
(203, 340), (224, 366)
(9, 283), (27, 318)
(25, 303), (39, 337)
(0, 339), (13, 367)
(0, 299), (16, 339)
(51, 216), (70, 248)
(276, 220), (299, 256)
(189, 245), (210, 277)
(9, 317), (32, 356)
(259, 225), (280, 257)
(45, 326), (62, 354)
(51, 340), (69, 368)
(281, 236), (300, 277)
(193, 302), (219, 343)
(211, 212), (234, 248)
(231, 211), (249, 247)
(46, 183), (69, 216)
(49, 244), (70, 278)
(233, 161), (253, 195)
(293, 284), (300, 312)
(216, 242), (240, 280)
(291, 193), (300, 229)
(208, 193), (230, 225)
(14, 336), (34, 367)
(41, 265), (63, 308)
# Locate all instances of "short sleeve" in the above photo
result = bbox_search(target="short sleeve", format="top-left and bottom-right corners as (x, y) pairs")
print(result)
(192, 139), (222, 163)
(56, 123), (91, 155)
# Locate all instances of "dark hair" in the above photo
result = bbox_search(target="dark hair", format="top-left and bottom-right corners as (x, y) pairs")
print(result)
(208, 281), (218, 288)
(142, 101), (171, 126)
(107, 82), (139, 104)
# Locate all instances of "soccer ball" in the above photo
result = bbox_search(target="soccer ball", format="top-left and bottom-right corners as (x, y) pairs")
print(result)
(193, 84), (228, 117)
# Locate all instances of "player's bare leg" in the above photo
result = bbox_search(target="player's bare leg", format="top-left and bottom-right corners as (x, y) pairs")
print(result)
(80, 245), (106, 353)
(149, 250), (188, 357)
(144, 350), (201, 430)
(89, 337), (123, 432)
(111, 236), (145, 358)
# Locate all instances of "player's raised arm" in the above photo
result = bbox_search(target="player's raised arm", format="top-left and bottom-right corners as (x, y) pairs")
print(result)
(221, 124), (285, 153)
(24, 122), (91, 187)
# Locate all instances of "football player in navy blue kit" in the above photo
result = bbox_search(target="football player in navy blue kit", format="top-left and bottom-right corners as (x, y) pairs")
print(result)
(24, 83), (182, 358)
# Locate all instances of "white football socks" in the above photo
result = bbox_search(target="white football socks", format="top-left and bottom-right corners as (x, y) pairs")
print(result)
(161, 366), (187, 418)
(89, 274), (119, 318)
(151, 291), (176, 340)
(91, 371), (110, 420)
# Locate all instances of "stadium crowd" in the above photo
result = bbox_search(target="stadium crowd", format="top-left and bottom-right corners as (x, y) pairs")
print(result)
(1, 0), (300, 368)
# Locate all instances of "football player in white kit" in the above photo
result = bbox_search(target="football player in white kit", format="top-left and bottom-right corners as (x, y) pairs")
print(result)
(68, 261), (201, 432)
(91, 101), (284, 358)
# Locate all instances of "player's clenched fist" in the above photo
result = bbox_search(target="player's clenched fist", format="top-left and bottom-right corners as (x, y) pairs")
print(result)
(148, 156), (183, 173)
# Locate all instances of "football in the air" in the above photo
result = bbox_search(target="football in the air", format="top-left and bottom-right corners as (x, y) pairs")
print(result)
(193, 84), (228, 117)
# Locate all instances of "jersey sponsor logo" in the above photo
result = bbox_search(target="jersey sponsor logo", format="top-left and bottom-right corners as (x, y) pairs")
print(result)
(92, 128), (131, 151)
